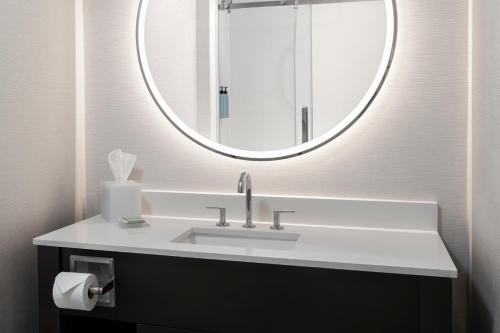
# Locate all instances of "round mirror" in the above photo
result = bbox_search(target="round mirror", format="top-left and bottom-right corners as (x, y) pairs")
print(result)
(137, 0), (396, 160)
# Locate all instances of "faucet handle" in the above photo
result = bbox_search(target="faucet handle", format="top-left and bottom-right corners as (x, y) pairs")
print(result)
(271, 210), (296, 230)
(206, 207), (229, 227)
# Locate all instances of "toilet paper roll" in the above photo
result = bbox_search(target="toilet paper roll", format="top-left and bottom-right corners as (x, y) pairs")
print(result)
(52, 272), (98, 311)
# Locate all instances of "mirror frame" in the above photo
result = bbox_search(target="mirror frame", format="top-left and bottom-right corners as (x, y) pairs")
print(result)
(136, 0), (397, 161)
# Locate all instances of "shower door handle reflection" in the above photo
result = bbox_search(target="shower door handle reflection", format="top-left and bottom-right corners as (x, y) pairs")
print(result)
(302, 107), (309, 143)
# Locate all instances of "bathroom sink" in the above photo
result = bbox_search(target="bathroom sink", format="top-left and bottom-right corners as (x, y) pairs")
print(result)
(172, 227), (300, 250)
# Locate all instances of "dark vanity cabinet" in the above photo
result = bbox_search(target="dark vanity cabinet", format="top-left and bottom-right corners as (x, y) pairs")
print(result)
(38, 246), (452, 333)
(136, 325), (206, 333)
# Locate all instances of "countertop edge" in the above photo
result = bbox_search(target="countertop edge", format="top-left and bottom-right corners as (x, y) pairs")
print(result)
(33, 238), (458, 279)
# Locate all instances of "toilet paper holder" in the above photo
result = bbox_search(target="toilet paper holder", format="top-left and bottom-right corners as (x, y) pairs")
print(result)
(70, 255), (116, 308)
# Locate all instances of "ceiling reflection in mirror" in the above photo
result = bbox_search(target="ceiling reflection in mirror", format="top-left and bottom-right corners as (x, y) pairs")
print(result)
(137, 0), (396, 160)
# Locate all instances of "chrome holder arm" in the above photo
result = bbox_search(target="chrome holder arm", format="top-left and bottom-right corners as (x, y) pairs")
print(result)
(89, 279), (114, 297)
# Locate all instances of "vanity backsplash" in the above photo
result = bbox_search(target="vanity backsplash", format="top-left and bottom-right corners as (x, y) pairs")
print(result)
(142, 190), (437, 232)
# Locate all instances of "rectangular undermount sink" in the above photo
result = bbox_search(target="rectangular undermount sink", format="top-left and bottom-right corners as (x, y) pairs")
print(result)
(172, 227), (300, 250)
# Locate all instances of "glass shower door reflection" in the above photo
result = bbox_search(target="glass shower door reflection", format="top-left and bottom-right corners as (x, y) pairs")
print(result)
(218, 4), (311, 151)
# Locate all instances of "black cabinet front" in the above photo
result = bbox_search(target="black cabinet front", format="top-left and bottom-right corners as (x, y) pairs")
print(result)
(38, 246), (452, 333)
(137, 324), (207, 333)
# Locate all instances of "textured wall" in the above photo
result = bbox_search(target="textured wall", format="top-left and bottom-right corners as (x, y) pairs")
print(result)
(145, 0), (198, 130)
(471, 0), (500, 331)
(82, 1), (468, 331)
(0, 0), (75, 332)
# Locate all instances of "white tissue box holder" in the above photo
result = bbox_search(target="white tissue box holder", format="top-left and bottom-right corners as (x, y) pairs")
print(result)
(100, 181), (142, 222)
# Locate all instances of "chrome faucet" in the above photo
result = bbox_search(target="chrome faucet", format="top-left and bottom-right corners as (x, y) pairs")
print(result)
(238, 172), (255, 228)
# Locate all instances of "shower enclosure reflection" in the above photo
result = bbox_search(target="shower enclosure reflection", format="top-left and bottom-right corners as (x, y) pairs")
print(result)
(142, 0), (392, 153)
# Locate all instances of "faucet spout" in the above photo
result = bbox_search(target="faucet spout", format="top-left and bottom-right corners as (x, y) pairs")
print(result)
(238, 172), (255, 228)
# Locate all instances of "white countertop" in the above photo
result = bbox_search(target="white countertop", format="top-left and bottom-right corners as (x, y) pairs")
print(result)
(33, 215), (457, 278)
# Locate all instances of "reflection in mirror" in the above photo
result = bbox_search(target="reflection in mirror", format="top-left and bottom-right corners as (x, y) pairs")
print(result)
(139, 0), (396, 158)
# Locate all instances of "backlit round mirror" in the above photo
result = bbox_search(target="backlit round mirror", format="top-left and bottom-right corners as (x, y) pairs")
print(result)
(137, 0), (397, 160)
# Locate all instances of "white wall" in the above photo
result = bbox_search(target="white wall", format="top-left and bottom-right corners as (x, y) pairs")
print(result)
(471, 0), (500, 331)
(195, 0), (213, 139)
(0, 1), (75, 332)
(311, 1), (386, 137)
(82, 1), (468, 331)
(145, 0), (215, 138)
(145, 0), (198, 130)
